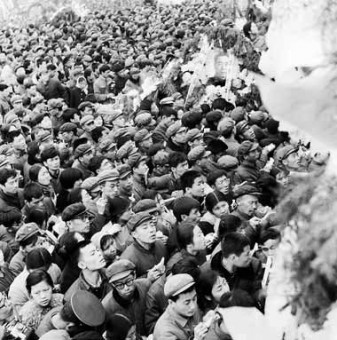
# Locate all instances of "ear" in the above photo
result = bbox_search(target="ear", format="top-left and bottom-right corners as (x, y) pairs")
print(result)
(78, 260), (86, 270)
(230, 254), (236, 262)
(131, 230), (137, 239)
(168, 299), (174, 306)
(181, 214), (188, 221)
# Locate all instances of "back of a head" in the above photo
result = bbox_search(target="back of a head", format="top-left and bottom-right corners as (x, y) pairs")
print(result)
(26, 247), (52, 271)
(60, 168), (83, 190)
(171, 257), (201, 281)
(221, 232), (250, 259)
(173, 196), (200, 222)
(169, 151), (187, 168)
(219, 289), (255, 308)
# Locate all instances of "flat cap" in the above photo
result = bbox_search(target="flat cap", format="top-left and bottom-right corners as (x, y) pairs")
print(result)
(134, 112), (152, 127)
(134, 129), (152, 143)
(80, 115), (94, 126)
(81, 177), (100, 192)
(74, 144), (92, 159)
(116, 140), (136, 160)
(160, 97), (174, 105)
(235, 120), (250, 135)
(164, 274), (195, 298)
(206, 110), (223, 123)
(97, 169), (119, 184)
(166, 121), (186, 139)
(38, 131), (52, 143)
(233, 183), (261, 198)
(117, 164), (132, 180)
(185, 128), (203, 142)
(127, 212), (153, 232)
(181, 111), (203, 129)
(106, 259), (136, 283)
(249, 111), (268, 124)
(78, 101), (94, 111)
(188, 145), (211, 162)
(133, 199), (158, 214)
(99, 137), (116, 152)
(15, 223), (40, 242)
(67, 291), (105, 326)
(59, 122), (77, 133)
(62, 203), (87, 222)
(48, 98), (63, 109)
(0, 144), (14, 156)
(4, 113), (20, 125)
(230, 107), (245, 122)
(11, 95), (23, 104)
(217, 155), (239, 170)
(152, 150), (169, 166)
(128, 153), (147, 169)
(238, 141), (259, 156)
(218, 117), (235, 134)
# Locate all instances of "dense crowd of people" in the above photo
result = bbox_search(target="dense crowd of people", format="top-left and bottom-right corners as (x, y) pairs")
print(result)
(0, 1), (329, 339)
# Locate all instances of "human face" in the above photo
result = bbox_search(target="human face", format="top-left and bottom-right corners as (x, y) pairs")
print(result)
(83, 107), (94, 116)
(171, 289), (198, 318)
(38, 166), (51, 186)
(102, 240), (117, 262)
(84, 121), (96, 133)
(119, 174), (133, 193)
(233, 245), (251, 268)
(68, 215), (90, 234)
(61, 131), (74, 143)
(80, 150), (94, 167)
(237, 194), (258, 217)
(189, 176), (205, 198)
(30, 280), (53, 308)
(284, 152), (300, 170)
(13, 101), (23, 111)
(12, 134), (26, 151)
(112, 273), (136, 300)
(140, 137), (153, 150)
(242, 127), (256, 141)
(2, 176), (19, 194)
(173, 161), (189, 178)
(211, 276), (230, 303)
(134, 160), (148, 176)
(172, 129), (187, 144)
(132, 221), (157, 245)
(212, 201), (229, 218)
(45, 156), (60, 171)
(187, 208), (201, 223)
(192, 226), (206, 251)
(78, 243), (106, 271)
(246, 148), (260, 162)
(102, 180), (119, 199)
(261, 239), (279, 257)
(214, 176), (230, 195)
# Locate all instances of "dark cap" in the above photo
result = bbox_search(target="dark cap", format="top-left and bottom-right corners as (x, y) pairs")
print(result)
(62, 203), (87, 222)
(233, 182), (261, 198)
(188, 146), (211, 162)
(15, 223), (41, 242)
(106, 259), (136, 283)
(74, 144), (92, 159)
(59, 122), (77, 133)
(238, 141), (259, 156)
(117, 164), (132, 180)
(164, 273), (195, 298)
(97, 169), (119, 184)
(40, 146), (59, 162)
(185, 128), (202, 142)
(61, 291), (105, 326)
(127, 212), (153, 232)
(206, 110), (223, 123)
(133, 199), (158, 214)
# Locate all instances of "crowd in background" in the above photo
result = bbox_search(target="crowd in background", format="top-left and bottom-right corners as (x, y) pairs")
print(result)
(0, 1), (329, 339)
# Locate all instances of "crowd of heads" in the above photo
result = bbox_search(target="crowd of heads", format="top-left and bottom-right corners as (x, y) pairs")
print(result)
(0, 0), (330, 340)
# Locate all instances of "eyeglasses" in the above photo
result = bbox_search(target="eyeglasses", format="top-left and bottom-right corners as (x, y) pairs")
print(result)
(113, 277), (135, 290)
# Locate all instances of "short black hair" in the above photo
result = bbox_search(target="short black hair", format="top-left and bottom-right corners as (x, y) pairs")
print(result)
(24, 182), (43, 202)
(26, 269), (53, 294)
(180, 170), (202, 191)
(168, 152), (187, 168)
(99, 64), (110, 74)
(221, 232), (250, 259)
(0, 168), (17, 185)
(177, 220), (196, 250)
(207, 170), (228, 187)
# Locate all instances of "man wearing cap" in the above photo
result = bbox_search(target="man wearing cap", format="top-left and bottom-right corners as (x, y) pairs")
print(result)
(81, 177), (101, 215)
(121, 212), (167, 279)
(218, 117), (240, 157)
(94, 64), (115, 103)
(79, 115), (96, 144)
(185, 129), (204, 150)
(117, 164), (134, 203)
(7, 130), (28, 172)
(230, 183), (265, 246)
(9, 222), (40, 275)
(62, 203), (92, 236)
(188, 146), (213, 175)
(153, 274), (207, 340)
(130, 154), (149, 202)
(134, 128), (153, 155)
(37, 65), (66, 100)
(102, 259), (152, 340)
(36, 291), (105, 338)
(166, 121), (188, 154)
(98, 169), (120, 201)
(234, 141), (273, 184)
(72, 144), (94, 180)
(64, 240), (111, 302)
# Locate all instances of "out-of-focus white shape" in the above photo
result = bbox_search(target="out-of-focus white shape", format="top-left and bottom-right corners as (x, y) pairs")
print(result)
(157, 0), (185, 5)
(255, 66), (337, 155)
(259, 0), (334, 81)
(219, 307), (277, 340)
